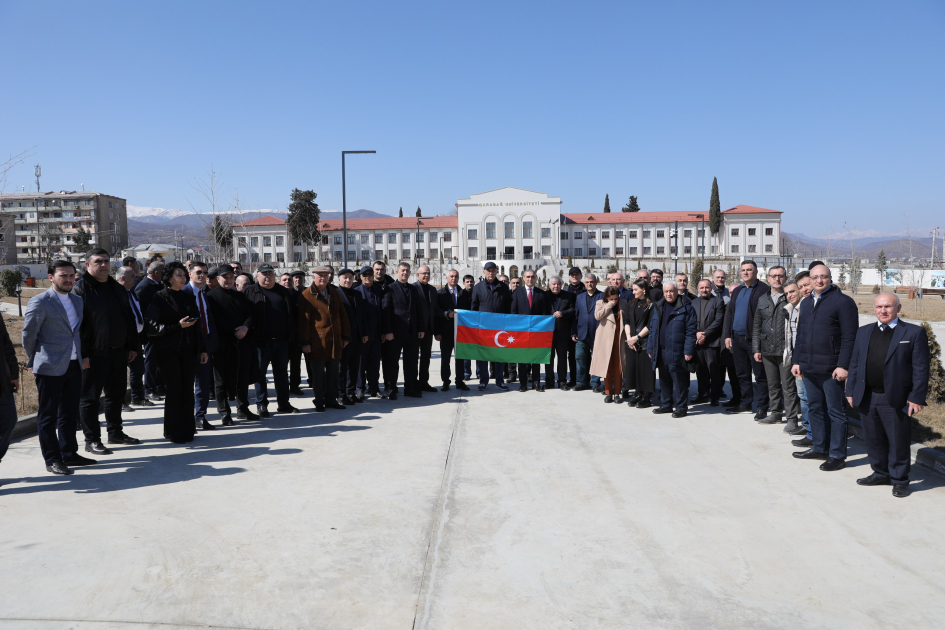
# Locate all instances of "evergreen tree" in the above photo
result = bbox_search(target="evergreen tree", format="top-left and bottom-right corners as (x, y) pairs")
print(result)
(876, 249), (888, 286)
(603, 194), (611, 213)
(692, 258), (704, 282)
(416, 206), (422, 217)
(73, 225), (93, 255)
(398, 207), (403, 218)
(709, 177), (721, 235)
(838, 262), (848, 290)
(209, 215), (233, 252)
(922, 322), (945, 403)
(621, 196), (640, 213)
(286, 188), (321, 251)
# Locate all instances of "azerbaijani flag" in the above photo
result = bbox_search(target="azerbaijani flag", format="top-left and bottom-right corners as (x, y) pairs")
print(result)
(454, 310), (554, 364)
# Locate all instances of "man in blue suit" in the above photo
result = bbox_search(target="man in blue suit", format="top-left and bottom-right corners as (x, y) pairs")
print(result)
(22, 261), (97, 474)
(571, 273), (603, 391)
(510, 269), (552, 392)
(847, 293), (929, 498)
(183, 261), (219, 430)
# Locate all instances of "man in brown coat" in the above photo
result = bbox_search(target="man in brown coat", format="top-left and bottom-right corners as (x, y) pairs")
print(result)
(298, 266), (351, 412)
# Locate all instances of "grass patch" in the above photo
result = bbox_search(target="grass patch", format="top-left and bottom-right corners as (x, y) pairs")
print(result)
(913, 402), (945, 453)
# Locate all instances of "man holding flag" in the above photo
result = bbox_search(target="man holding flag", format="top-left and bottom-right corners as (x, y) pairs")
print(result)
(511, 269), (552, 392)
(469, 262), (513, 391)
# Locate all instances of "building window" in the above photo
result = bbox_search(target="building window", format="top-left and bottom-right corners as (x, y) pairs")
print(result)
(684, 246), (692, 254)
(486, 246), (497, 259)
(765, 244), (774, 252)
(602, 248), (610, 256)
(541, 245), (551, 256)
(360, 234), (369, 244)
(616, 246), (624, 255)
(333, 251), (342, 260)
(748, 228), (756, 236)
(375, 250), (383, 259)
(698, 229), (705, 237)
(629, 230), (638, 239)
(375, 234), (383, 243)
(541, 227), (551, 238)
(589, 247), (597, 257)
(348, 234), (356, 244)
(251, 237), (259, 247)
(522, 222), (532, 238)
(239, 253), (247, 262)
(238, 237), (246, 246)
(601, 230), (610, 239)
(731, 245), (740, 254)
(264, 253), (272, 262)
(765, 228), (774, 236)
(417, 249), (425, 258)
(486, 222), (496, 239)
(504, 221), (514, 238)
(443, 232), (451, 242)
(561, 232), (569, 240)
(276, 235), (284, 246)
(468, 246), (478, 258)
(642, 230), (651, 239)
(403, 248), (411, 258)
(430, 248), (438, 259)
(417, 233), (424, 243)
(684, 229), (692, 238)
(389, 249), (397, 259)
(587, 230), (597, 241)
(574, 231), (583, 240)
(656, 230), (665, 238)
(698, 245), (705, 254)
(615, 230), (624, 239)
(430, 232), (438, 242)
(467, 228), (477, 240)
(731, 228), (739, 237)
(657, 246), (665, 254)
(643, 247), (651, 256)
(561, 248), (569, 256)
(748, 244), (757, 253)
(444, 247), (453, 258)
(402, 233), (410, 243)
(277, 252), (285, 263)
(670, 246), (677, 255)
(251, 253), (259, 262)
(388, 233), (397, 243)
(333, 235), (342, 245)
(574, 248), (583, 256)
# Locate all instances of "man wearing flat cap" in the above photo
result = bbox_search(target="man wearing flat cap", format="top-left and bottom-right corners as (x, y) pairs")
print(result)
(298, 266), (351, 411)
(354, 265), (388, 399)
(286, 270), (310, 395)
(336, 268), (366, 405)
(206, 263), (257, 423)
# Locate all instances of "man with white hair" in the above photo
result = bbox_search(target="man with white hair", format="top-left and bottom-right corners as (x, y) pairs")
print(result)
(847, 293), (929, 497)
(791, 264), (859, 471)
(647, 280), (697, 417)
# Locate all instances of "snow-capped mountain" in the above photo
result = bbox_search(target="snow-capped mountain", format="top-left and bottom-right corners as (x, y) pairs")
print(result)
(126, 206), (194, 223)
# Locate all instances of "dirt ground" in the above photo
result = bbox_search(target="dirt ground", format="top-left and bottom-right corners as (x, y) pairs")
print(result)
(912, 402), (945, 453)
(2, 314), (38, 416)
(844, 289), (945, 321)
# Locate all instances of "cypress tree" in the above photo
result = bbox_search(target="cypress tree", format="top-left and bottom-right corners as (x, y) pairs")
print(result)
(398, 207), (403, 218)
(416, 206), (422, 217)
(622, 196), (640, 213)
(876, 249), (888, 285)
(709, 177), (721, 235)
(603, 194), (611, 213)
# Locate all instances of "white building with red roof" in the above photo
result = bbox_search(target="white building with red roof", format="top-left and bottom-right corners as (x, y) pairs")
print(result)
(231, 188), (783, 277)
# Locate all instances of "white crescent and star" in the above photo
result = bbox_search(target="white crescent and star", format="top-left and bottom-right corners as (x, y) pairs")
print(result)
(494, 331), (516, 347)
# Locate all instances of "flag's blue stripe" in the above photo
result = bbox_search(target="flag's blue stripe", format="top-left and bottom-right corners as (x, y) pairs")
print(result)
(454, 310), (555, 333)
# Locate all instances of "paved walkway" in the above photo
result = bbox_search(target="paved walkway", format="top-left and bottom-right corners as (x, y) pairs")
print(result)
(1, 356), (944, 629)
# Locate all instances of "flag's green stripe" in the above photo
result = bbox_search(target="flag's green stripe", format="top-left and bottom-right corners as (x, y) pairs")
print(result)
(454, 342), (551, 364)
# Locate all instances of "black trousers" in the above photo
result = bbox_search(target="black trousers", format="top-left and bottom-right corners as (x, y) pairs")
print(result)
(517, 363), (541, 385)
(418, 332), (434, 386)
(567, 338), (577, 386)
(128, 351), (145, 401)
(358, 337), (382, 394)
(439, 338), (465, 385)
(35, 360), (81, 464)
(236, 339), (256, 410)
(213, 342), (238, 418)
(383, 336), (419, 394)
(80, 348), (129, 443)
(547, 334), (570, 385)
(859, 391), (912, 484)
(657, 354), (690, 411)
(156, 349), (197, 442)
(143, 340), (164, 395)
(695, 346), (723, 401)
(731, 334), (767, 411)
(339, 337), (361, 398)
(311, 358), (340, 405)
(289, 341), (311, 390)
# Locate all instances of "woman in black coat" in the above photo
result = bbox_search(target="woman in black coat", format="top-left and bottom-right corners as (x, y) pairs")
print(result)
(621, 279), (655, 408)
(145, 262), (208, 443)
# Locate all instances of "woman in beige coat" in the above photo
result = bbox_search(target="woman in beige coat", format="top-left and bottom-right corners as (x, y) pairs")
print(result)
(590, 287), (624, 402)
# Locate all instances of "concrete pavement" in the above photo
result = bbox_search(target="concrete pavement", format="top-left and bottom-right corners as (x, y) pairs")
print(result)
(1, 355), (944, 629)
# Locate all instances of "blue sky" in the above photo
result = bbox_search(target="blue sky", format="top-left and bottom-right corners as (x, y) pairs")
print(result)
(1, 0), (943, 233)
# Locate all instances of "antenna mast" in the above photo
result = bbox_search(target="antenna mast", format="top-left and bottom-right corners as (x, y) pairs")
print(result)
(34, 164), (41, 192)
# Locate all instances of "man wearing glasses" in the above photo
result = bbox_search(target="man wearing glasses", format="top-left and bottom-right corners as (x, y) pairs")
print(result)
(751, 266), (794, 425)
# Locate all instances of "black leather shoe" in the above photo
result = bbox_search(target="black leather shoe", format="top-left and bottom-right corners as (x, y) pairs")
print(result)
(652, 407), (673, 414)
(793, 448), (828, 460)
(420, 384), (438, 393)
(441, 383), (450, 392)
(672, 410), (688, 418)
(86, 441), (112, 455)
(792, 437), (813, 447)
(132, 398), (156, 407)
(341, 395), (355, 405)
(790, 425), (808, 436)
(289, 388), (305, 396)
(636, 398), (652, 409)
(403, 390), (423, 398)
(325, 401), (347, 410)
(892, 484), (911, 498)
(693, 396), (709, 405)
(536, 385), (545, 392)
(722, 399), (740, 408)
(201, 420), (217, 430)
(497, 383), (509, 391)
(573, 385), (587, 392)
(46, 461), (73, 475)
(710, 400), (720, 407)
(726, 405), (752, 414)
(257, 405), (270, 418)
(754, 410), (768, 421)
(456, 382), (470, 391)
(820, 458), (846, 471)
(314, 404), (326, 412)
(519, 385), (528, 393)
(63, 454), (97, 467)
(237, 407), (260, 420)
(221, 416), (234, 427)
(757, 413), (783, 424)
(121, 403), (135, 413)
(147, 393), (164, 402)
(107, 434), (140, 445)
(388, 391), (399, 400)
(604, 394), (613, 403)
(592, 385), (602, 393)
(857, 473), (891, 486)
(559, 383), (570, 391)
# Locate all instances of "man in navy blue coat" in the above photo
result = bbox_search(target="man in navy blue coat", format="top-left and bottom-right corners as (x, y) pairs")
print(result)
(571, 273), (603, 391)
(722, 260), (770, 418)
(471, 262), (512, 391)
(847, 293), (929, 497)
(510, 269), (552, 392)
(791, 264), (859, 471)
(647, 281), (697, 417)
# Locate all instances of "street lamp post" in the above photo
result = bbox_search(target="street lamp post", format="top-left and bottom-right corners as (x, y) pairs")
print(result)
(341, 150), (377, 269)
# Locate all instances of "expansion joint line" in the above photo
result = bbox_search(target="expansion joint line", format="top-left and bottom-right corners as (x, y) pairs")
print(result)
(410, 397), (465, 630)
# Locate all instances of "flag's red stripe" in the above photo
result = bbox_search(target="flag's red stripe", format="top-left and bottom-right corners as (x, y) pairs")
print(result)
(456, 326), (553, 349)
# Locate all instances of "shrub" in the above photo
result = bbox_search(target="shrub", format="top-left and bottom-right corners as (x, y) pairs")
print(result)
(0, 269), (22, 298)
(923, 322), (945, 403)
(872, 284), (881, 294)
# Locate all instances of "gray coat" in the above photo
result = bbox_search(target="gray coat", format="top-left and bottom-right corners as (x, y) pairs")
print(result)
(22, 287), (84, 376)
(752, 290), (788, 357)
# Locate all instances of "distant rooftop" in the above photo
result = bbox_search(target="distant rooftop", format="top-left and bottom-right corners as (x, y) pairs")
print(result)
(0, 190), (124, 199)
(233, 215), (286, 227)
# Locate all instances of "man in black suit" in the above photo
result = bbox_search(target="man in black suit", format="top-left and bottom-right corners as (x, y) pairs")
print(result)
(134, 260), (165, 401)
(510, 269), (551, 392)
(565, 267), (584, 388)
(381, 262), (426, 399)
(471, 261), (512, 391)
(435, 269), (471, 392)
(847, 293), (929, 498)
(414, 265), (439, 393)
(545, 276), (576, 390)
(337, 268), (365, 405)
(693, 278), (725, 405)
(354, 266), (387, 399)
(206, 264), (257, 423)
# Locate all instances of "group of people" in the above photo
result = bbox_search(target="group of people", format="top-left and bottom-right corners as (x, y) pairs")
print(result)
(0, 252), (931, 497)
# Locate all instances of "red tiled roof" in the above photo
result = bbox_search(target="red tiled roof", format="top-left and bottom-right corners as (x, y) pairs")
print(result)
(722, 205), (782, 214)
(318, 216), (459, 230)
(233, 215), (286, 227)
(562, 211), (711, 225)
